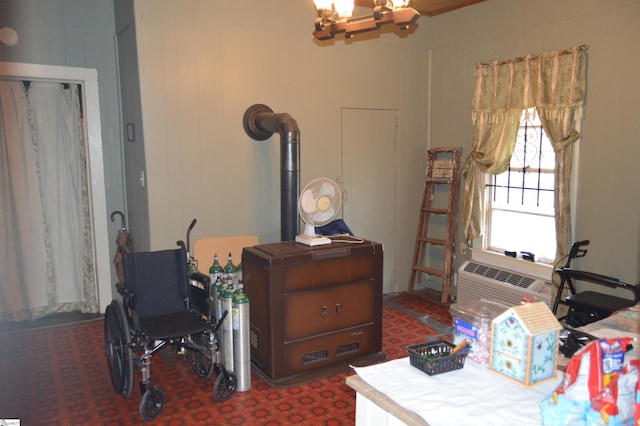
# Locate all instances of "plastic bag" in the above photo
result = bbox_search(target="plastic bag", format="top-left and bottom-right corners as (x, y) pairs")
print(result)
(540, 337), (638, 426)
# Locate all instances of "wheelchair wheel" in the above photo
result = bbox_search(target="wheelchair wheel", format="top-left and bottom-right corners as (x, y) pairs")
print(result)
(104, 299), (134, 397)
(213, 371), (237, 401)
(187, 334), (214, 378)
(187, 349), (214, 378)
(139, 387), (164, 421)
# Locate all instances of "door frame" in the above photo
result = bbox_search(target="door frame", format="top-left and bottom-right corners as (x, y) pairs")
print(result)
(0, 61), (111, 313)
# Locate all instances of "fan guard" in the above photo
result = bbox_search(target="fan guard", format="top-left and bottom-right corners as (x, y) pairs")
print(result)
(295, 177), (342, 246)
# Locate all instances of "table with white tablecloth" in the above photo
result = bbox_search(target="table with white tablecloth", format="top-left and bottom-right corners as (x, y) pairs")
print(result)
(347, 356), (563, 426)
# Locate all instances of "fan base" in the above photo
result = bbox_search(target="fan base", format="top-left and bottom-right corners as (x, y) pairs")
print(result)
(295, 234), (332, 246)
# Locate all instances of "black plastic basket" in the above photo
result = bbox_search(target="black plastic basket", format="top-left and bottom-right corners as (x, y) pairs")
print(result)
(408, 340), (471, 376)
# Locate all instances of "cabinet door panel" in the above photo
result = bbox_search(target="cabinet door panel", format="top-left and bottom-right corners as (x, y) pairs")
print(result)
(284, 281), (374, 341)
(332, 281), (374, 329)
(284, 289), (332, 340)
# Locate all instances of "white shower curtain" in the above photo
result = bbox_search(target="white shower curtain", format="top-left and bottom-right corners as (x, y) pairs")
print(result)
(0, 80), (97, 321)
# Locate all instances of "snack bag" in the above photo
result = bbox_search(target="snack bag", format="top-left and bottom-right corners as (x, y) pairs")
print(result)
(540, 338), (638, 425)
(634, 362), (640, 426)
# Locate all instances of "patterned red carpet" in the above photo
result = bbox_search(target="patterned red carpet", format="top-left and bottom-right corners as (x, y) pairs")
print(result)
(0, 293), (452, 425)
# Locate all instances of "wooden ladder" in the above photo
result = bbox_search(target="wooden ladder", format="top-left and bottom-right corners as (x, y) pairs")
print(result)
(408, 147), (463, 303)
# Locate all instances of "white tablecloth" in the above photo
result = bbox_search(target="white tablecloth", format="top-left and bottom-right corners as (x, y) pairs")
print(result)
(353, 357), (563, 426)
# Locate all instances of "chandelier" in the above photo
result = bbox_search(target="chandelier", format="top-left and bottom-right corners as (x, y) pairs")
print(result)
(312, 0), (420, 40)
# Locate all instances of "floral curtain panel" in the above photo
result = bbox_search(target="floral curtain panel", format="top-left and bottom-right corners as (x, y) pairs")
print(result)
(461, 45), (588, 298)
(0, 80), (96, 321)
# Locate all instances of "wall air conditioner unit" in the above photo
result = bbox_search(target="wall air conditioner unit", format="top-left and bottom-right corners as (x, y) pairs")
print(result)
(457, 260), (553, 308)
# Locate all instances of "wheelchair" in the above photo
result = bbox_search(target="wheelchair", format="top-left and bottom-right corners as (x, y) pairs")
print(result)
(551, 240), (639, 328)
(103, 240), (236, 421)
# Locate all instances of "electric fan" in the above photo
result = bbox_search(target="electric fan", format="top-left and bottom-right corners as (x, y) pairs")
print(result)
(295, 177), (342, 246)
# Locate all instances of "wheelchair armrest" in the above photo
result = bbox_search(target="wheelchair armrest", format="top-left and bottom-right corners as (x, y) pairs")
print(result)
(189, 272), (214, 319)
(116, 281), (138, 313)
(115, 282), (132, 299)
(190, 271), (210, 287)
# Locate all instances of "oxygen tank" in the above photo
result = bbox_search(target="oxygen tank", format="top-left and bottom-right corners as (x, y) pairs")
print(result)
(224, 252), (238, 290)
(233, 284), (251, 392)
(208, 276), (219, 321)
(207, 254), (222, 320)
(216, 277), (226, 321)
(220, 282), (235, 371)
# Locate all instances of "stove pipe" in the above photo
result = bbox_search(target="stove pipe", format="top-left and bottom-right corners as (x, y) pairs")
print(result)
(243, 104), (300, 241)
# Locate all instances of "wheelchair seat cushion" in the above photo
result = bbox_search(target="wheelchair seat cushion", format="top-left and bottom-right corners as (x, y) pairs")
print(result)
(139, 311), (211, 340)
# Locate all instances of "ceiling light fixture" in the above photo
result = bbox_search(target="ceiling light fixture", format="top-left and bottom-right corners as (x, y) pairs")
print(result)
(313, 0), (420, 41)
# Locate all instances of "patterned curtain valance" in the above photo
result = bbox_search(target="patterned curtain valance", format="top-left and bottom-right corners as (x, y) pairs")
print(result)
(472, 45), (588, 121)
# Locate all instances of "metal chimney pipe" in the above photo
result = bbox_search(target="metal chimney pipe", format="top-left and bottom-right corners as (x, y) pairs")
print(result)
(243, 104), (300, 241)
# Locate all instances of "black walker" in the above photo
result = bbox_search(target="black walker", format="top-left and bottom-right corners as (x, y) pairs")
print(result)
(552, 239), (639, 328)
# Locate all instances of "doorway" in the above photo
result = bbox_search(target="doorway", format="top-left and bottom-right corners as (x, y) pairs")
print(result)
(0, 62), (111, 319)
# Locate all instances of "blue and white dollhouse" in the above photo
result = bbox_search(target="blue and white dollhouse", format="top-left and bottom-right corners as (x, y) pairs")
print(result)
(489, 302), (562, 386)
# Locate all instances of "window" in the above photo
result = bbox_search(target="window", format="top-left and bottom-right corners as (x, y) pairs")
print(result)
(484, 108), (556, 263)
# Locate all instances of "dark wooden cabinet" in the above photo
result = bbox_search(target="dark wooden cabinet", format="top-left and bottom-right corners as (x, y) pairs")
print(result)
(242, 240), (384, 385)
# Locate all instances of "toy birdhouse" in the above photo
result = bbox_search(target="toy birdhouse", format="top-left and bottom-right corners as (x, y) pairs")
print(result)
(489, 302), (562, 386)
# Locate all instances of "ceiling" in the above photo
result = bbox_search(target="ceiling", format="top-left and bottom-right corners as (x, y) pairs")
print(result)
(354, 0), (486, 17)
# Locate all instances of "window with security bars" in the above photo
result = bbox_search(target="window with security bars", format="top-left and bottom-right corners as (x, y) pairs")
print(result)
(484, 108), (557, 263)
